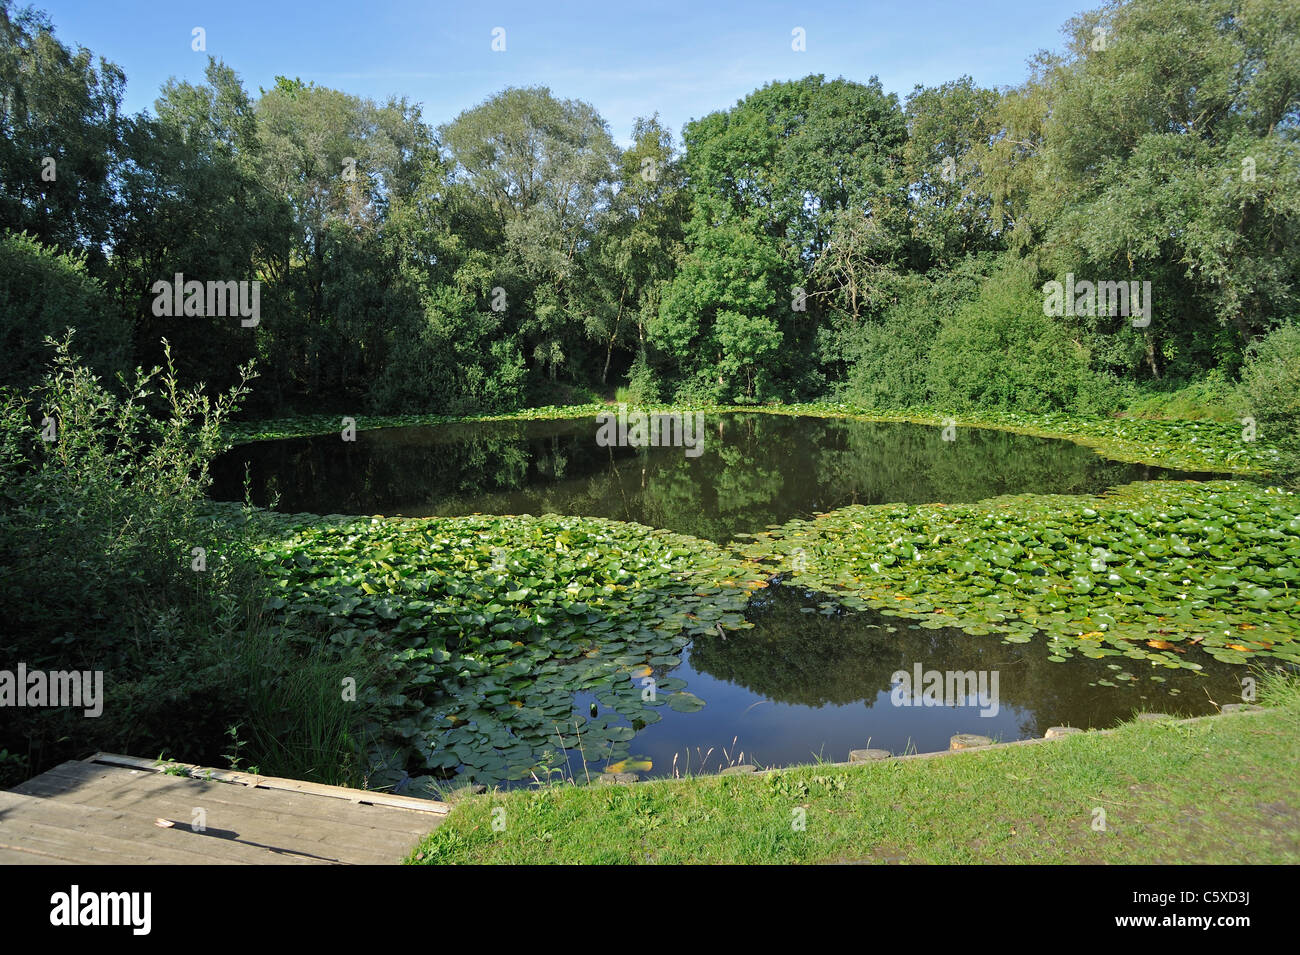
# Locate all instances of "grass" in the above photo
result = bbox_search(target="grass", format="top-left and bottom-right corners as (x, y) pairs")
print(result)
(405, 676), (1300, 864)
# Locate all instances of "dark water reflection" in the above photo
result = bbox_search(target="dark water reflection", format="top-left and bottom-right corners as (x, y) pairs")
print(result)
(565, 583), (1244, 779)
(212, 414), (1216, 542)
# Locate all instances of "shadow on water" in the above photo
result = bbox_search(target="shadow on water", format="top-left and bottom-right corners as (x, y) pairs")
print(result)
(561, 582), (1247, 781)
(212, 414), (1221, 542)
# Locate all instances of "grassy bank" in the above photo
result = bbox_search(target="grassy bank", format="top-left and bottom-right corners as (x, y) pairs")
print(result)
(406, 677), (1300, 865)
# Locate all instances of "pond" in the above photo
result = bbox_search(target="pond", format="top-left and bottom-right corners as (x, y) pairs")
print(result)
(565, 582), (1243, 780)
(212, 414), (1246, 788)
(213, 413), (1214, 542)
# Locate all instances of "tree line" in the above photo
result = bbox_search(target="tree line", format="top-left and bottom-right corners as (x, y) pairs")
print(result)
(2, 0), (1297, 420)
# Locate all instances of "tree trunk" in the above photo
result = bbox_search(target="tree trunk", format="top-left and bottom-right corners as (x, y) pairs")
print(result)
(1144, 332), (1161, 380)
(602, 291), (626, 385)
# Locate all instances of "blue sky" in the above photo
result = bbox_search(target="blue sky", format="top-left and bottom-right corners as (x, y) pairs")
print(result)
(37, 0), (1090, 143)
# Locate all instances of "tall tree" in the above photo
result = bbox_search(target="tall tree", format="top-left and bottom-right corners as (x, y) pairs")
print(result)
(0, 0), (124, 266)
(440, 86), (619, 386)
(586, 115), (687, 385)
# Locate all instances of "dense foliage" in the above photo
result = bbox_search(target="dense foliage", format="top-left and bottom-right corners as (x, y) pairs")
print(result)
(0, 339), (372, 784)
(0, 0), (1295, 432)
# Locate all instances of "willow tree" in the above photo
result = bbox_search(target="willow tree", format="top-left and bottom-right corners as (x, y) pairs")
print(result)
(440, 86), (618, 385)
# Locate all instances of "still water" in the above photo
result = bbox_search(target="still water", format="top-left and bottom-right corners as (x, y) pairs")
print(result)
(212, 413), (1214, 542)
(212, 414), (1237, 784)
(566, 582), (1241, 779)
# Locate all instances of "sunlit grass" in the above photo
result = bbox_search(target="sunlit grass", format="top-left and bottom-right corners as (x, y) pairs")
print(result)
(407, 674), (1300, 865)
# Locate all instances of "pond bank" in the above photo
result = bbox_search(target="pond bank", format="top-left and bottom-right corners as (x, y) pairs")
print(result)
(406, 677), (1300, 864)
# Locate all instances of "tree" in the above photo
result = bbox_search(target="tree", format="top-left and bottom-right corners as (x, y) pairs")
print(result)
(254, 75), (434, 402)
(440, 87), (618, 386)
(111, 59), (278, 397)
(0, 1), (123, 266)
(586, 115), (687, 385)
(652, 217), (786, 400)
(903, 77), (1003, 265)
(675, 75), (910, 397)
(972, 0), (1300, 380)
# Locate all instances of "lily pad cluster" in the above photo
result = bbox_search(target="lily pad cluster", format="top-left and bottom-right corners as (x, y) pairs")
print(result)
(735, 480), (1300, 669)
(253, 512), (763, 786)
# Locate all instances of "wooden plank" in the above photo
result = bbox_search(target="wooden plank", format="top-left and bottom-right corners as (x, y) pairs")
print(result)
(0, 821), (247, 865)
(21, 762), (434, 839)
(88, 753), (450, 814)
(0, 844), (82, 864)
(28, 760), (435, 833)
(0, 791), (334, 865)
(8, 784), (387, 865)
(0, 794), (251, 865)
(3, 752), (446, 865)
(16, 768), (423, 863)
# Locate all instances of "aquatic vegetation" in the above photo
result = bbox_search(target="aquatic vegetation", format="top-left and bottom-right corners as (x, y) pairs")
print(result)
(253, 512), (763, 787)
(244, 475), (1300, 790)
(737, 480), (1300, 670)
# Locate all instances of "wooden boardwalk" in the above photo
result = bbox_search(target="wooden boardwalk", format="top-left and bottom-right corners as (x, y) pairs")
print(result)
(0, 753), (448, 865)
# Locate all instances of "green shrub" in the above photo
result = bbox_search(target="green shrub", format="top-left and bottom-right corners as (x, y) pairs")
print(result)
(624, 353), (663, 404)
(0, 333), (253, 645)
(0, 230), (129, 393)
(0, 336), (380, 783)
(839, 271), (950, 409)
(1238, 323), (1300, 479)
(926, 257), (1127, 415)
(1124, 368), (1245, 421)
(368, 286), (527, 414)
(0, 333), (258, 764)
(838, 256), (1006, 410)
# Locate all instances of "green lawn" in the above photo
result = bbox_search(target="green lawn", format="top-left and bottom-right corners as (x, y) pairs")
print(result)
(407, 678), (1300, 864)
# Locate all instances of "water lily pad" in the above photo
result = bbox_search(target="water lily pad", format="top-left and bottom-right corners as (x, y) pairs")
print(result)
(666, 691), (706, 713)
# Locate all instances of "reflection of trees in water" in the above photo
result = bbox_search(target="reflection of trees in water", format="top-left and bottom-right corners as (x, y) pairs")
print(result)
(211, 414), (1191, 540)
(212, 420), (547, 513)
(689, 584), (1242, 732)
(813, 422), (1144, 505)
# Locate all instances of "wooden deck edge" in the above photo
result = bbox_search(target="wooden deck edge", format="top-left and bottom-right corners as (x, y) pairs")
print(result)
(86, 753), (450, 815)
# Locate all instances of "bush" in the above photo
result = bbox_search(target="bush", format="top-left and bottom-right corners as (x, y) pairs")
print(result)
(0, 334), (258, 765)
(0, 336), (380, 783)
(623, 353), (663, 404)
(368, 285), (527, 414)
(1124, 368), (1245, 421)
(0, 230), (129, 393)
(0, 334), (252, 645)
(838, 269), (961, 409)
(926, 257), (1127, 415)
(1239, 323), (1300, 479)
